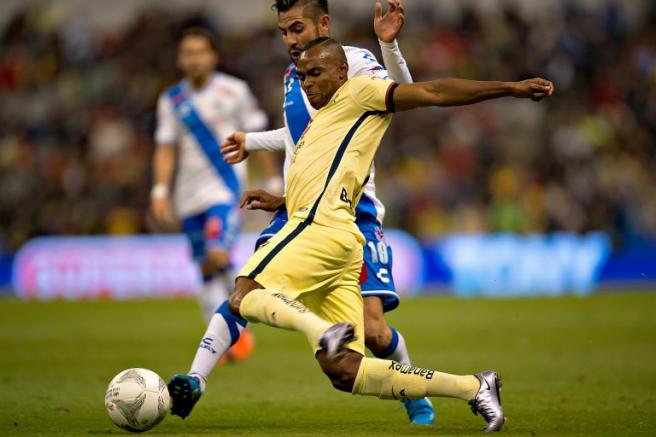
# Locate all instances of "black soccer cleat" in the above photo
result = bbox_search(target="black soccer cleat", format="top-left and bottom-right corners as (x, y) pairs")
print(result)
(167, 374), (203, 419)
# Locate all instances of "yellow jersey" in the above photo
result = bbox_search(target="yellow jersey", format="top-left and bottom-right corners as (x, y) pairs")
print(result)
(286, 76), (397, 241)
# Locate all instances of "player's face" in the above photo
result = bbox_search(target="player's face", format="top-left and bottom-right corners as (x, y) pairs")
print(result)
(278, 5), (330, 64)
(177, 36), (218, 81)
(297, 50), (347, 109)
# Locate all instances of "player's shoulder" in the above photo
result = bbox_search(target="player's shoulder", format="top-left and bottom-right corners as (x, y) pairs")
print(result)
(343, 45), (379, 62)
(347, 75), (387, 89)
(160, 79), (184, 99)
(343, 45), (387, 79)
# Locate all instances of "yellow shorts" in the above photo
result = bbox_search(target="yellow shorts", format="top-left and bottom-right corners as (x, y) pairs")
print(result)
(238, 218), (365, 355)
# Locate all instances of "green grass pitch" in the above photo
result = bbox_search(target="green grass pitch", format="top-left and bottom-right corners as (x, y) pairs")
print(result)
(1, 293), (655, 436)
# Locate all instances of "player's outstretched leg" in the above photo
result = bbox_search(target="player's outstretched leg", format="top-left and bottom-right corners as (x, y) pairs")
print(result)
(237, 285), (334, 345)
(353, 357), (504, 433)
(364, 297), (435, 425)
(316, 341), (505, 433)
(168, 299), (248, 418)
(169, 276), (333, 419)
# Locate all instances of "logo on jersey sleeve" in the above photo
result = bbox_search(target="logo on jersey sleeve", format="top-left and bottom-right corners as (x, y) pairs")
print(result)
(340, 188), (353, 209)
(361, 50), (389, 80)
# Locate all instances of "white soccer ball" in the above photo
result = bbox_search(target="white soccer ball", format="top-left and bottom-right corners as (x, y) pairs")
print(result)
(105, 368), (170, 433)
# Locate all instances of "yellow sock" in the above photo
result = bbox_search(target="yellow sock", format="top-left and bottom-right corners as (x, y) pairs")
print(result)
(352, 357), (480, 401)
(239, 288), (331, 346)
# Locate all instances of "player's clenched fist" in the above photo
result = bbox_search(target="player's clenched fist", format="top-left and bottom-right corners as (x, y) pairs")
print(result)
(240, 189), (285, 212)
(511, 78), (555, 101)
(221, 131), (248, 164)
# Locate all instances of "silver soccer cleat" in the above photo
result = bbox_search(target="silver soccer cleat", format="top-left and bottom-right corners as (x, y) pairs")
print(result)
(468, 371), (505, 433)
(318, 322), (356, 358)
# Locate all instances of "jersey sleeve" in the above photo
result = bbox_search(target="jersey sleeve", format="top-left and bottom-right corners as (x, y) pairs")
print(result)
(348, 76), (398, 113)
(378, 39), (413, 84)
(155, 94), (179, 146)
(346, 47), (390, 80)
(237, 83), (268, 132)
(245, 128), (287, 152)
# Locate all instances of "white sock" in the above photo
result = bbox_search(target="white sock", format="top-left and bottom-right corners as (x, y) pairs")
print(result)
(375, 327), (411, 365)
(198, 271), (232, 323)
(189, 301), (247, 391)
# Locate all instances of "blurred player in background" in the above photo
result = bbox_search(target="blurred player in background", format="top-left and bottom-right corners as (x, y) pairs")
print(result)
(210, 0), (434, 425)
(151, 28), (273, 362)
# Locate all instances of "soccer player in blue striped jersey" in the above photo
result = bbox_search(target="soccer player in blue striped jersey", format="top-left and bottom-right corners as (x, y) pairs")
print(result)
(151, 28), (272, 361)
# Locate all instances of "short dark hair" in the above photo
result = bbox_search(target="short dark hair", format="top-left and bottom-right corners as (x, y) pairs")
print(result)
(272, 0), (329, 21)
(180, 27), (218, 52)
(302, 36), (337, 52)
(301, 37), (346, 62)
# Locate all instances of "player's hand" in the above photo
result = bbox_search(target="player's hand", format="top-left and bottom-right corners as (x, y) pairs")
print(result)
(151, 196), (175, 226)
(374, 0), (405, 43)
(511, 78), (555, 101)
(221, 131), (249, 164)
(240, 190), (285, 212)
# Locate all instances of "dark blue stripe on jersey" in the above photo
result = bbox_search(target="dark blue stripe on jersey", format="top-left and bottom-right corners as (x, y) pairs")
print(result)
(284, 65), (312, 144)
(166, 82), (241, 201)
(247, 220), (310, 280)
(247, 111), (377, 280)
(385, 83), (400, 113)
(306, 111), (376, 222)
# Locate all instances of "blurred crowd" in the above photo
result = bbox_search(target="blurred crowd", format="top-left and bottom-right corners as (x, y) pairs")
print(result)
(1, 2), (655, 253)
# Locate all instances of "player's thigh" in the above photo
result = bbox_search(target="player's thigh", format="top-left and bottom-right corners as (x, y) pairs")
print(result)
(359, 223), (400, 312)
(304, 243), (365, 355)
(237, 220), (356, 300)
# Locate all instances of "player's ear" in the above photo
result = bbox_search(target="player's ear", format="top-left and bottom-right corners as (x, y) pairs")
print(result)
(339, 61), (348, 81)
(318, 14), (330, 37)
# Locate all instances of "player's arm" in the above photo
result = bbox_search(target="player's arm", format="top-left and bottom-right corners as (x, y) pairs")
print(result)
(151, 95), (178, 225)
(234, 83), (284, 194)
(374, 0), (413, 84)
(240, 189), (285, 212)
(391, 78), (555, 111)
(221, 128), (287, 164)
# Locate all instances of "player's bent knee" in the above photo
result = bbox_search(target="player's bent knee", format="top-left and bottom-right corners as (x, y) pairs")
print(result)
(364, 317), (392, 353)
(364, 329), (391, 354)
(228, 277), (262, 315)
(316, 350), (363, 393)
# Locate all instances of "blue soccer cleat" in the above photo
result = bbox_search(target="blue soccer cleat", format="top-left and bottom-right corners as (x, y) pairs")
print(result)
(167, 374), (203, 419)
(402, 397), (435, 425)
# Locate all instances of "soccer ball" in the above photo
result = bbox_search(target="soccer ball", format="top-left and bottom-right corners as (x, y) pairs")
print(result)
(104, 368), (170, 433)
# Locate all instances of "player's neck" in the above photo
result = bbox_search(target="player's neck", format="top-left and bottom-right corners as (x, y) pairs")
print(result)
(188, 74), (213, 92)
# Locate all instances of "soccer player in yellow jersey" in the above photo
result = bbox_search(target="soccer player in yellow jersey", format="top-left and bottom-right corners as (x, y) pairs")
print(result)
(169, 37), (554, 432)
